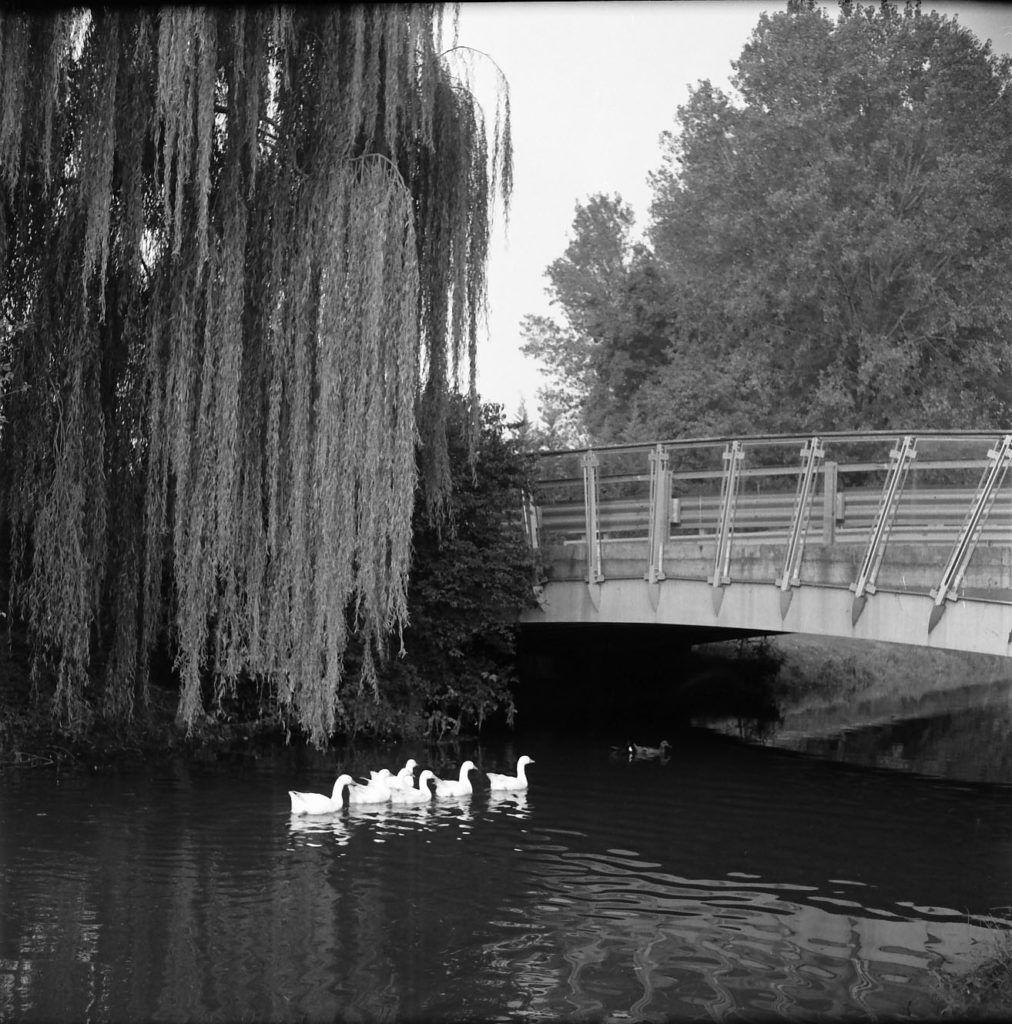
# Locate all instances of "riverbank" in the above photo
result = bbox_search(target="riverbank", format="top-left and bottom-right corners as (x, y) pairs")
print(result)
(7, 628), (1012, 771)
(701, 632), (1012, 734)
(0, 675), (291, 773)
(933, 914), (1012, 1021)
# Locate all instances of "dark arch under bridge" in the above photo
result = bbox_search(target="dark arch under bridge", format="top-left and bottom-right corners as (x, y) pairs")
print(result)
(519, 431), (1012, 659)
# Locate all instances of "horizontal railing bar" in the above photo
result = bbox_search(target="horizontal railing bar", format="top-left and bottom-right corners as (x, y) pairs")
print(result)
(533, 429), (1012, 461)
(537, 487), (1012, 536)
(534, 459), (996, 494)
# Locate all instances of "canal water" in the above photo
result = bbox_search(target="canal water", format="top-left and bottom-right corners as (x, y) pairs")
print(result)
(2, 719), (1012, 1022)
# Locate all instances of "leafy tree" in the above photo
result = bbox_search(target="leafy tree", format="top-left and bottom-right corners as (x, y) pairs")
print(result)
(525, 2), (1012, 444)
(519, 314), (592, 446)
(0, 7), (511, 746)
(339, 398), (539, 739)
(520, 193), (674, 445)
(648, 0), (1012, 435)
(505, 400), (560, 453)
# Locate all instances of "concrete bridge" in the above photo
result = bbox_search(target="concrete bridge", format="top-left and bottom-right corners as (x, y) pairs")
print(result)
(520, 431), (1012, 659)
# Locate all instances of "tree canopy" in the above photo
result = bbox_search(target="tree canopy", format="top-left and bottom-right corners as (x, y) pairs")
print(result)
(528, 1), (1012, 445)
(520, 193), (673, 445)
(0, 6), (511, 746)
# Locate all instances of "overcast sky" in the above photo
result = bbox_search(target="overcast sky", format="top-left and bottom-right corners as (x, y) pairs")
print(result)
(455, 1), (1012, 420)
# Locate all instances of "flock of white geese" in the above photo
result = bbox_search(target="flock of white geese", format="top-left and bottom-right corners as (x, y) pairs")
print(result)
(289, 755), (534, 815)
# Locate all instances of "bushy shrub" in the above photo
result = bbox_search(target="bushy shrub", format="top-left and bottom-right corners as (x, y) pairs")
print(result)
(337, 398), (540, 740)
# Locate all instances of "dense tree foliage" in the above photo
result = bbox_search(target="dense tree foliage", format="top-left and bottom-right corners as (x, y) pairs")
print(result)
(527, 1), (1012, 444)
(520, 194), (673, 444)
(340, 399), (538, 739)
(0, 6), (511, 746)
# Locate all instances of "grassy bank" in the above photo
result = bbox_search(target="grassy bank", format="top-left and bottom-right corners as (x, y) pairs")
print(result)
(776, 634), (1009, 704)
(705, 633), (1012, 735)
(935, 914), (1012, 1020)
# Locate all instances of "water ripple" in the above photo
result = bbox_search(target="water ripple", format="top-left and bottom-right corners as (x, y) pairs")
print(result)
(3, 734), (1010, 1022)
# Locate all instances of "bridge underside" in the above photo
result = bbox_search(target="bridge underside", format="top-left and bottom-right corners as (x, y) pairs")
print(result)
(515, 618), (790, 732)
(522, 539), (1012, 659)
(520, 618), (777, 649)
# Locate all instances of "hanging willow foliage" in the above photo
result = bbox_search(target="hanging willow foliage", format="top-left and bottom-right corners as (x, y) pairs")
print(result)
(0, 5), (511, 747)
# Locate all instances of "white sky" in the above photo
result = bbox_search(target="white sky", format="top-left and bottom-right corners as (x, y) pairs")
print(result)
(457, 1), (1012, 421)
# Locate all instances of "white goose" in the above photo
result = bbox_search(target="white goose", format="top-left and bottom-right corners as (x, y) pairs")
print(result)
(392, 758), (418, 788)
(347, 773), (394, 804)
(388, 769), (435, 804)
(289, 774), (353, 815)
(432, 759), (477, 798)
(486, 754), (535, 792)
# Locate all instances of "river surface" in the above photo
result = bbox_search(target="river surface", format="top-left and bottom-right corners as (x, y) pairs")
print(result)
(2, 722), (1012, 1022)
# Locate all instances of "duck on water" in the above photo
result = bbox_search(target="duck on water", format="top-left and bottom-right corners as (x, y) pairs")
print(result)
(628, 740), (672, 760)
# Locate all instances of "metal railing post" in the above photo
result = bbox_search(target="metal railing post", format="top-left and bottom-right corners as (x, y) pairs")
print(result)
(581, 450), (605, 584)
(822, 460), (838, 544)
(850, 435), (917, 625)
(776, 436), (824, 618)
(711, 439), (744, 613)
(521, 491), (540, 550)
(645, 443), (670, 584)
(929, 434), (1012, 632)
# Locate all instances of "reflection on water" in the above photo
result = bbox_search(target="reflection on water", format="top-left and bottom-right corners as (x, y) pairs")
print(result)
(3, 729), (1012, 1021)
(765, 678), (1012, 786)
(287, 790), (530, 850)
(499, 836), (982, 1021)
(487, 789), (529, 816)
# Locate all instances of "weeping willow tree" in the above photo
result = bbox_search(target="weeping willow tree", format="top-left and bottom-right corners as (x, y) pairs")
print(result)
(0, 6), (511, 746)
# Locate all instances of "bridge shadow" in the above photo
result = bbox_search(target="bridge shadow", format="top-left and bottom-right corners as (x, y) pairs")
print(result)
(516, 622), (783, 741)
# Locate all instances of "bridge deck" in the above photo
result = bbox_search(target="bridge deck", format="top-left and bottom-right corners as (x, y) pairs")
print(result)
(523, 432), (1012, 658)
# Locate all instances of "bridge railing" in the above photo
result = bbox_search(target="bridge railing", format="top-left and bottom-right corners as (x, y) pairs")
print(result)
(527, 431), (1012, 622)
